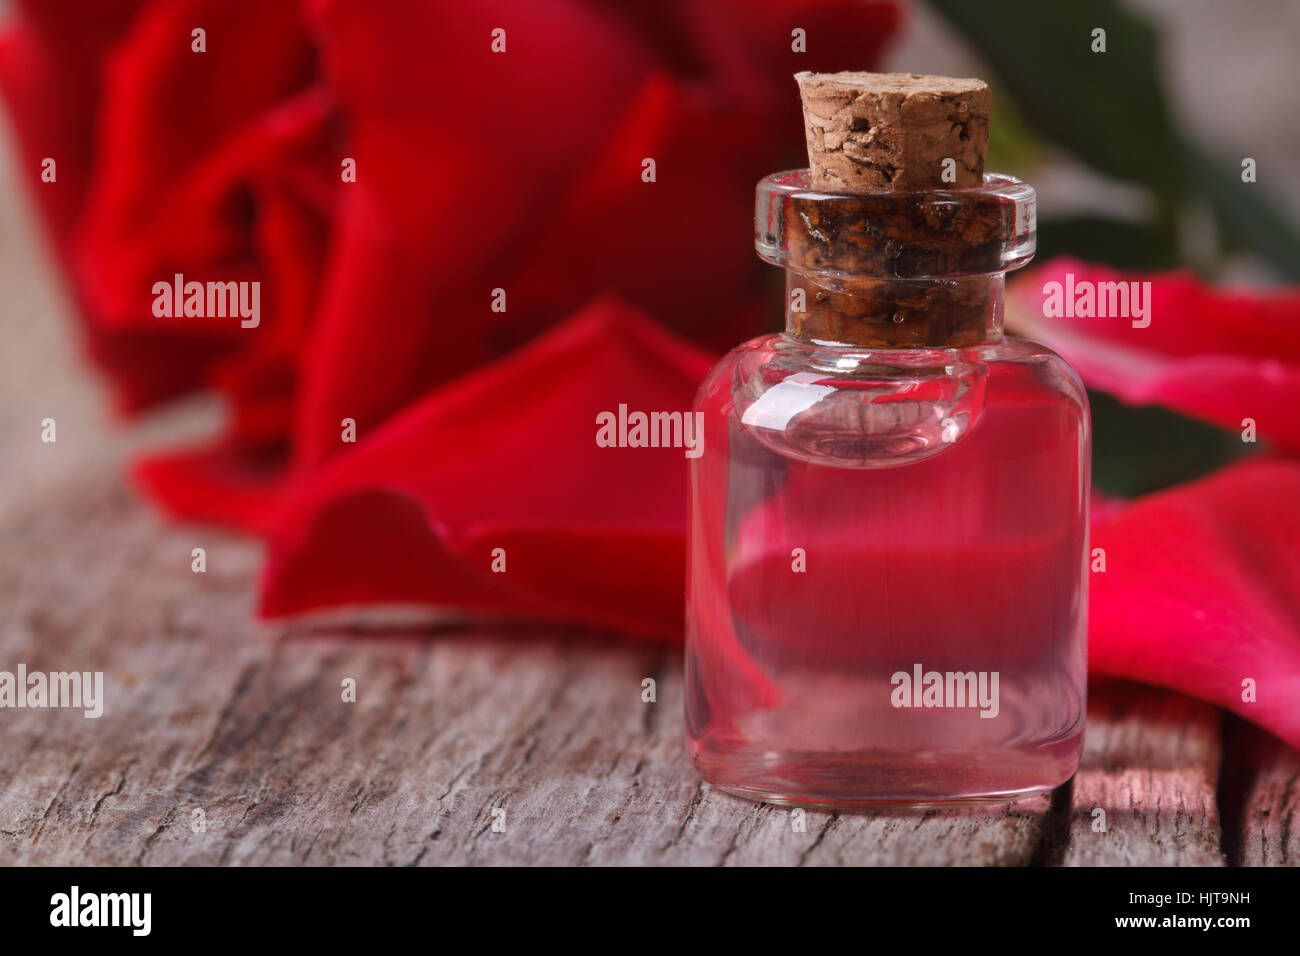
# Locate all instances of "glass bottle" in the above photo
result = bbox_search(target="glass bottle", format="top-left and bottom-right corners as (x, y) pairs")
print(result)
(685, 169), (1090, 806)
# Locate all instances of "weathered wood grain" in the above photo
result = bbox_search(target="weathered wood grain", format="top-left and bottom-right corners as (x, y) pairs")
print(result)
(1060, 682), (1226, 866)
(1233, 725), (1300, 866)
(0, 476), (1054, 866)
(0, 470), (1257, 866)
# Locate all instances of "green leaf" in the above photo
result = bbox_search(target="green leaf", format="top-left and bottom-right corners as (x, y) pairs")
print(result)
(929, 0), (1300, 283)
(1188, 143), (1300, 282)
(925, 0), (1186, 200)
(1036, 215), (1180, 271)
(983, 88), (1046, 171)
(1088, 391), (1252, 498)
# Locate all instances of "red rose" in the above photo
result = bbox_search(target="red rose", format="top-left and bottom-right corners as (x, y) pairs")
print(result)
(0, 0), (902, 576)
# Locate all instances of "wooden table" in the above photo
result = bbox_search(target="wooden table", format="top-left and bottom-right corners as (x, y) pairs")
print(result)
(0, 470), (1295, 865)
(0, 134), (1294, 868)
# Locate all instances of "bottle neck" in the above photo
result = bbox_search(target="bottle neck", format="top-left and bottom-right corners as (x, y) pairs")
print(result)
(756, 170), (1036, 349)
(784, 271), (1005, 348)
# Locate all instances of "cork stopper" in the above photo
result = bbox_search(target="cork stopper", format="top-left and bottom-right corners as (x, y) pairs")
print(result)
(795, 71), (990, 192)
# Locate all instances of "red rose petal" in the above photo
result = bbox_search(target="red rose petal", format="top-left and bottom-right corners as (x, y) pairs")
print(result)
(0, 1), (144, 249)
(133, 441), (289, 535)
(261, 300), (714, 638)
(1009, 258), (1300, 449)
(1089, 456), (1300, 749)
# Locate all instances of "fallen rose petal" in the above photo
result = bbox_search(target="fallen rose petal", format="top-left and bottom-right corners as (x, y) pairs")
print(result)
(132, 441), (289, 535)
(1089, 456), (1300, 749)
(260, 300), (715, 638)
(1009, 257), (1300, 450)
